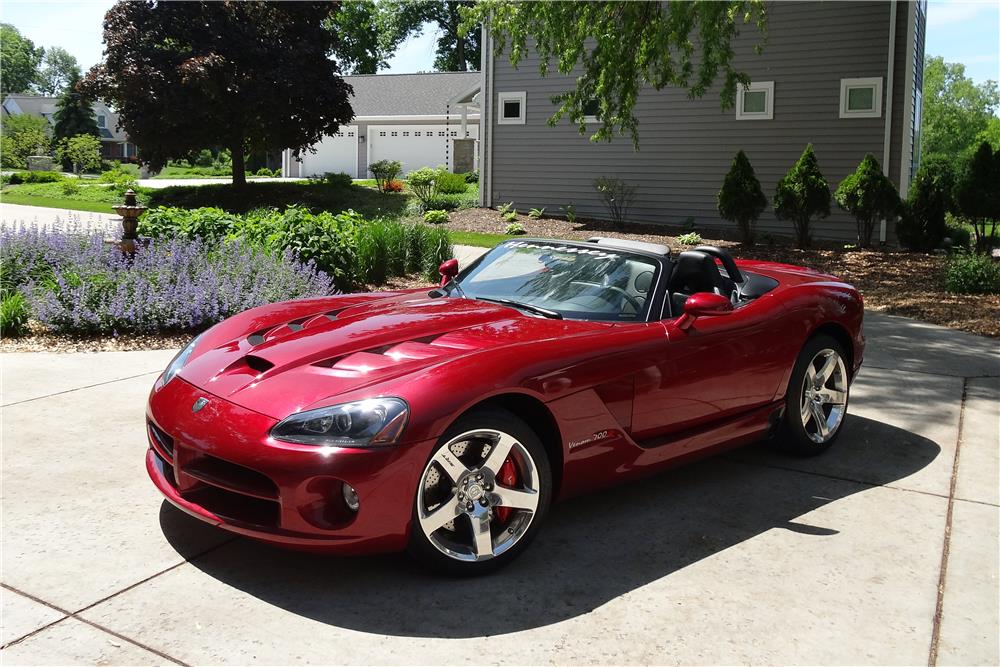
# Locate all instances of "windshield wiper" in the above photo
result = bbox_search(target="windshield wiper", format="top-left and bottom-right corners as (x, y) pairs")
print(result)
(478, 297), (563, 319)
(428, 278), (468, 299)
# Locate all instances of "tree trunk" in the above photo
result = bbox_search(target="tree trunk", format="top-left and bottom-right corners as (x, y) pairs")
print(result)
(231, 139), (246, 188)
(455, 34), (466, 71)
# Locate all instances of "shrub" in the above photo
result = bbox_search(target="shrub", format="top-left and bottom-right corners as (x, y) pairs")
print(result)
(835, 154), (901, 248)
(424, 209), (449, 224)
(323, 171), (353, 187)
(0, 114), (51, 169)
(717, 150), (768, 245)
(420, 226), (454, 283)
(944, 252), (1000, 294)
(504, 222), (526, 235)
(561, 204), (576, 223)
(434, 170), (468, 194)
(56, 134), (102, 175)
(140, 206), (240, 243)
(945, 221), (972, 249)
(20, 234), (335, 334)
(593, 177), (637, 228)
(897, 161), (952, 251)
(953, 141), (1000, 252)
(421, 194), (465, 211)
(678, 232), (703, 246)
(497, 201), (514, 214)
(404, 224), (427, 273)
(99, 165), (140, 196)
(407, 167), (439, 203)
(356, 220), (391, 284)
(463, 171), (479, 184)
(774, 144), (831, 248)
(502, 210), (518, 223)
(7, 171), (63, 185)
(528, 207), (545, 219)
(60, 179), (81, 196)
(384, 180), (404, 193)
(369, 159), (402, 193)
(0, 293), (29, 337)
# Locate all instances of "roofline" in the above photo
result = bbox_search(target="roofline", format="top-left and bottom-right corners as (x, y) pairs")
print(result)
(447, 81), (483, 106)
(343, 71), (480, 79)
(353, 114), (480, 122)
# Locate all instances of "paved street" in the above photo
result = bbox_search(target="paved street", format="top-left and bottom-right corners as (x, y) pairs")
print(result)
(1, 313), (998, 665)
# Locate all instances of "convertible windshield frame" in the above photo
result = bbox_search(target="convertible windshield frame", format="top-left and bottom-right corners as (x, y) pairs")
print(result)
(451, 239), (670, 323)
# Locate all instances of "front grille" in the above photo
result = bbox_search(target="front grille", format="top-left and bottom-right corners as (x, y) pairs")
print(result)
(184, 454), (278, 500)
(148, 421), (174, 458)
(180, 453), (281, 529)
(183, 485), (280, 528)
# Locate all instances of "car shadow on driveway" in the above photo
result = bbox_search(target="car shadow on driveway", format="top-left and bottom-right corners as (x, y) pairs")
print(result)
(160, 414), (939, 638)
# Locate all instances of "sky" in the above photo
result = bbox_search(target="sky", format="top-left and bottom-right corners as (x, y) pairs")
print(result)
(1, 0), (997, 84)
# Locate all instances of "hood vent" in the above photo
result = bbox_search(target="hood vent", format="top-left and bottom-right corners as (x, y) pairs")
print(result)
(247, 309), (346, 347)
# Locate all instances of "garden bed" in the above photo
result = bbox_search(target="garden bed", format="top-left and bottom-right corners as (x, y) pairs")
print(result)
(446, 208), (1000, 338)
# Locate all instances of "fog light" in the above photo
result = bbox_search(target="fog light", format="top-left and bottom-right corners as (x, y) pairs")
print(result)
(342, 483), (360, 512)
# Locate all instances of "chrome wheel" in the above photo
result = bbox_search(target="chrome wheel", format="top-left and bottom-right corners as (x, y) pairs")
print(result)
(416, 428), (540, 562)
(800, 348), (848, 444)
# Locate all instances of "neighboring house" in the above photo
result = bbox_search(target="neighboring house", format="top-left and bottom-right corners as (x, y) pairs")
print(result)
(475, 0), (927, 243)
(1, 94), (138, 161)
(283, 71), (481, 179)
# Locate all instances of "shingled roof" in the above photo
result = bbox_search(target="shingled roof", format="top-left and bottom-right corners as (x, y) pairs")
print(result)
(343, 71), (480, 117)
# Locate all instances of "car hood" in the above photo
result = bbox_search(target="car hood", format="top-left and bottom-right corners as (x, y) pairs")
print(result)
(177, 293), (611, 419)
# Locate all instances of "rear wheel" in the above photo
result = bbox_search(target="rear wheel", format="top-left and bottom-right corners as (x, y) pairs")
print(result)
(776, 334), (850, 456)
(408, 408), (552, 575)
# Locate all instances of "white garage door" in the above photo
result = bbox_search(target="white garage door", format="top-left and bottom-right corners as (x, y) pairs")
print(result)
(368, 125), (479, 176)
(298, 126), (358, 178)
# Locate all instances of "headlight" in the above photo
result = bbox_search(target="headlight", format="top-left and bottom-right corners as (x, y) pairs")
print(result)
(158, 334), (201, 389)
(271, 397), (409, 447)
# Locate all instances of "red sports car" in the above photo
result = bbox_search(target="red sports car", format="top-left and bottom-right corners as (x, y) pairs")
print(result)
(146, 237), (863, 574)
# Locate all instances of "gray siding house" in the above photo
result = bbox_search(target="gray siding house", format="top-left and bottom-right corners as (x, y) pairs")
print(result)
(477, 0), (927, 243)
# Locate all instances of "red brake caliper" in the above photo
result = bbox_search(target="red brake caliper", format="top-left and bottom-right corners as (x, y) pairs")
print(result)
(495, 457), (518, 523)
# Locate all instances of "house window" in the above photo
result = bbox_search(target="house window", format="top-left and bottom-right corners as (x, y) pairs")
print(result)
(348, 131), (355, 137)
(391, 131), (398, 137)
(414, 131), (421, 137)
(403, 131), (410, 136)
(97, 115), (106, 128)
(450, 131), (457, 136)
(497, 91), (526, 125)
(582, 98), (600, 123)
(438, 131), (445, 137)
(840, 77), (882, 118)
(735, 81), (774, 120)
(379, 131), (386, 137)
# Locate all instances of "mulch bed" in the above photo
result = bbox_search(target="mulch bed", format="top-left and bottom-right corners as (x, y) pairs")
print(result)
(448, 208), (1000, 338)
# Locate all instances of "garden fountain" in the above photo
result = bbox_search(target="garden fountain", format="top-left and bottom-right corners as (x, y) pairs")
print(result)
(114, 189), (147, 254)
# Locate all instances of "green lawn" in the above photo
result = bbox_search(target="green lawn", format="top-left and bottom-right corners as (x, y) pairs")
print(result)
(0, 191), (117, 214)
(448, 230), (518, 247)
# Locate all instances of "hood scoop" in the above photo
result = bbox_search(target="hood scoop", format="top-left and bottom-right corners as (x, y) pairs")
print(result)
(248, 309), (345, 347)
(312, 333), (483, 378)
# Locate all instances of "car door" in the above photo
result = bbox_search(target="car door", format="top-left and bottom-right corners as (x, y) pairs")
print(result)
(629, 296), (789, 445)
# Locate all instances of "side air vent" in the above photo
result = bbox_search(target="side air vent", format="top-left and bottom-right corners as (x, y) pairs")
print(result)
(248, 330), (267, 347)
(244, 355), (274, 373)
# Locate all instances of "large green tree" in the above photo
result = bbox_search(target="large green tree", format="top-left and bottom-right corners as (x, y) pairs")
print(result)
(463, 1), (767, 147)
(0, 24), (44, 94)
(328, 1), (401, 74)
(53, 75), (99, 142)
(922, 56), (999, 162)
(0, 114), (51, 168)
(389, 1), (481, 72)
(84, 1), (354, 187)
(35, 46), (81, 96)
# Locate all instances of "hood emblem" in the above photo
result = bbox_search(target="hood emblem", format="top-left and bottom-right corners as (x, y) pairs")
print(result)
(192, 397), (209, 413)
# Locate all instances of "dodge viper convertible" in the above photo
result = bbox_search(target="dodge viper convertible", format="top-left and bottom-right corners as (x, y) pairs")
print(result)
(146, 237), (864, 574)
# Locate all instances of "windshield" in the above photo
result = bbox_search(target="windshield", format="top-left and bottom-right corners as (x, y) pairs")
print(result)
(453, 241), (659, 321)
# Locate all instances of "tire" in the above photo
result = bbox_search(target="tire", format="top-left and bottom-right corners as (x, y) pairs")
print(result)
(407, 407), (552, 576)
(775, 334), (851, 457)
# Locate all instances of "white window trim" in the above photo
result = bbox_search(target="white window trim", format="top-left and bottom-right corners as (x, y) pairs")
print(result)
(97, 114), (106, 128)
(840, 77), (883, 118)
(497, 91), (526, 125)
(735, 81), (774, 120)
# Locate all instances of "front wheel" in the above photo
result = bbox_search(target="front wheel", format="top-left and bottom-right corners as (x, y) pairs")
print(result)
(408, 408), (552, 575)
(776, 334), (850, 456)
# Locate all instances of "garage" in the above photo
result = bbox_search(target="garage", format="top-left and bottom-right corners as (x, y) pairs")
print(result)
(295, 126), (358, 177)
(368, 124), (480, 176)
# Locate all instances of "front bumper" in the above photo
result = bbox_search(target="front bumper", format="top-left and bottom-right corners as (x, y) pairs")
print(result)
(146, 377), (437, 554)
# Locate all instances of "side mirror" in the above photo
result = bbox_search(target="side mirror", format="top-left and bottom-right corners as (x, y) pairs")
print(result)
(438, 258), (459, 286)
(676, 292), (733, 330)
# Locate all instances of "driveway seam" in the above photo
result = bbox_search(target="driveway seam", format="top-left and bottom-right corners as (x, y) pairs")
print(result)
(862, 363), (998, 379)
(1, 370), (163, 408)
(927, 378), (968, 667)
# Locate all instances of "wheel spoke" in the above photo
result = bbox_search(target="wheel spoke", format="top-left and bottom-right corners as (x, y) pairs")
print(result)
(816, 352), (838, 385)
(419, 496), (461, 534)
(800, 393), (813, 423)
(811, 402), (829, 438)
(805, 364), (817, 387)
(819, 389), (847, 405)
(470, 513), (494, 558)
(482, 432), (518, 474)
(493, 486), (538, 512)
(433, 447), (470, 483)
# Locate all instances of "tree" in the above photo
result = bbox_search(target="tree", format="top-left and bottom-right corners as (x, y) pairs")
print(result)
(834, 154), (900, 248)
(953, 142), (1000, 252)
(35, 47), (81, 96)
(774, 145), (830, 248)
(922, 56), (1000, 163)
(84, 1), (354, 187)
(56, 134), (102, 176)
(975, 116), (1000, 152)
(0, 24), (44, 94)
(463, 1), (766, 147)
(388, 1), (481, 72)
(717, 150), (767, 245)
(896, 158), (952, 252)
(0, 114), (51, 169)
(53, 75), (99, 142)
(329, 1), (401, 74)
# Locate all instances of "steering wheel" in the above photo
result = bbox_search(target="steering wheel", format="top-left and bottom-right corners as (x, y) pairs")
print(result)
(568, 280), (643, 313)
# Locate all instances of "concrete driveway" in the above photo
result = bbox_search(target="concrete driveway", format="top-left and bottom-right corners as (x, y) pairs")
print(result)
(1, 313), (997, 665)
